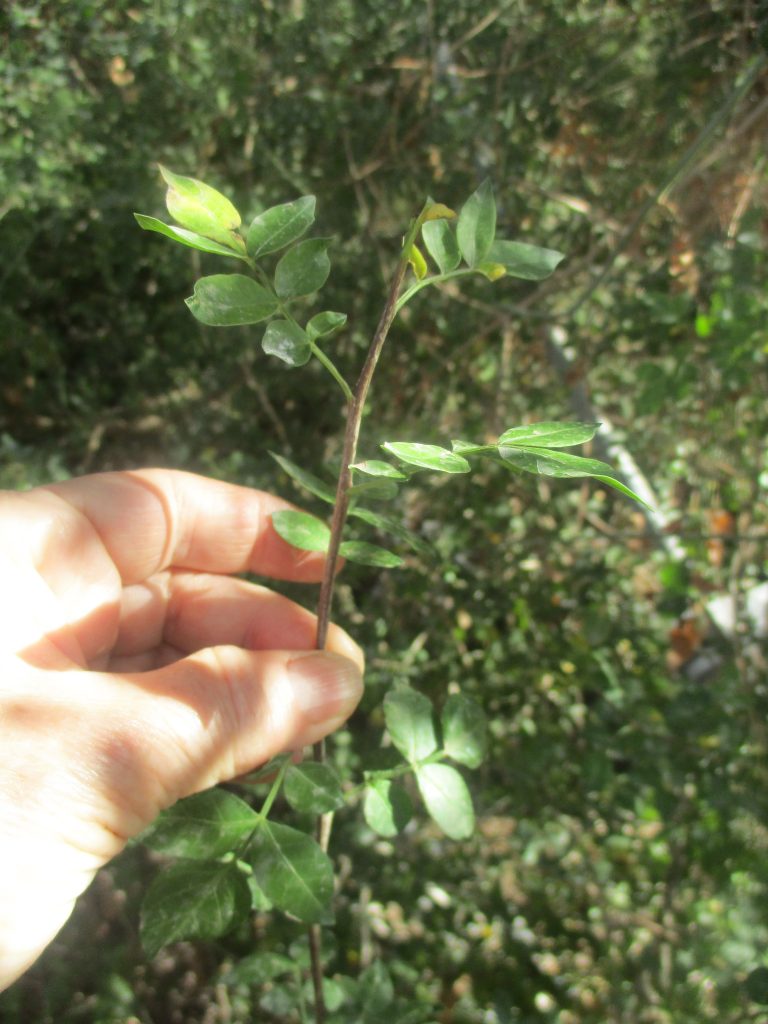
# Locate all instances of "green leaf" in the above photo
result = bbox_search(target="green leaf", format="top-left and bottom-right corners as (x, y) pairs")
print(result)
(350, 460), (407, 480)
(186, 274), (278, 326)
(456, 179), (496, 267)
(223, 951), (295, 987)
(498, 446), (651, 508)
(284, 762), (345, 814)
(407, 244), (428, 280)
(745, 966), (768, 1004)
(381, 442), (470, 474)
(415, 763), (475, 840)
(477, 262), (506, 281)
(140, 859), (250, 956)
(421, 218), (461, 274)
(384, 688), (437, 763)
(269, 452), (336, 504)
(441, 695), (488, 769)
(246, 195), (316, 259)
(487, 239), (565, 280)
(275, 238), (331, 299)
(140, 789), (258, 859)
(262, 319), (311, 366)
(347, 479), (400, 501)
(160, 165), (242, 247)
(306, 310), (347, 341)
(348, 506), (432, 559)
(498, 421), (600, 448)
(134, 214), (246, 259)
(339, 540), (403, 568)
(363, 779), (413, 837)
(247, 821), (333, 923)
(271, 509), (330, 552)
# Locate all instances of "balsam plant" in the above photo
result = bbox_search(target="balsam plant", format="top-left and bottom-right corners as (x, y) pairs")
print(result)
(134, 168), (646, 1022)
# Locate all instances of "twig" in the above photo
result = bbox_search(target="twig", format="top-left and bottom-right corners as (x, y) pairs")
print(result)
(307, 223), (414, 1024)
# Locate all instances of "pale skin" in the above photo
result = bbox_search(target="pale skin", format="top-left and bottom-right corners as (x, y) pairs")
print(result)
(0, 469), (364, 990)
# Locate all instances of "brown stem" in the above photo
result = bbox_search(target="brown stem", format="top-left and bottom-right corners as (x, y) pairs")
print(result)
(307, 246), (411, 1024)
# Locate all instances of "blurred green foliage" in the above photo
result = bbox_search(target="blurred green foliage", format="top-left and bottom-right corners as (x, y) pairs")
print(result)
(1, 0), (767, 1021)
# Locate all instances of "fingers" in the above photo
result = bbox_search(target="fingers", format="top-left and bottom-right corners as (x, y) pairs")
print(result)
(62, 647), (363, 837)
(34, 468), (332, 585)
(111, 571), (363, 672)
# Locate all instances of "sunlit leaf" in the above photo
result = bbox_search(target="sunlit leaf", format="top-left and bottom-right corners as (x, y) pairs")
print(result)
(476, 261), (506, 282)
(498, 421), (600, 448)
(284, 763), (345, 814)
(421, 218), (461, 274)
(441, 695), (488, 769)
(247, 821), (333, 923)
(186, 274), (278, 326)
(350, 459), (407, 480)
(134, 214), (246, 259)
(271, 509), (330, 552)
(498, 446), (652, 508)
(488, 239), (564, 280)
(160, 165), (241, 247)
(457, 179), (496, 267)
(384, 688), (437, 763)
(139, 789), (258, 859)
(262, 319), (311, 366)
(381, 441), (470, 474)
(246, 195), (316, 259)
(275, 238), (331, 299)
(141, 860), (250, 956)
(407, 244), (428, 280)
(363, 779), (413, 837)
(339, 540), (403, 568)
(415, 763), (475, 840)
(269, 452), (336, 504)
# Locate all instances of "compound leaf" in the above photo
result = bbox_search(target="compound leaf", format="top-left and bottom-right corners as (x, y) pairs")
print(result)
(488, 239), (564, 280)
(247, 821), (333, 923)
(275, 238), (331, 299)
(421, 218), (460, 274)
(498, 421), (600, 448)
(363, 779), (413, 837)
(338, 540), (403, 568)
(141, 859), (250, 956)
(456, 179), (496, 267)
(139, 789), (258, 859)
(134, 214), (246, 259)
(160, 165), (241, 247)
(441, 695), (488, 769)
(306, 310), (347, 340)
(247, 195), (316, 259)
(415, 763), (475, 840)
(271, 509), (330, 552)
(269, 452), (336, 504)
(381, 442), (470, 474)
(384, 688), (437, 763)
(284, 763), (345, 814)
(262, 319), (311, 366)
(186, 274), (277, 326)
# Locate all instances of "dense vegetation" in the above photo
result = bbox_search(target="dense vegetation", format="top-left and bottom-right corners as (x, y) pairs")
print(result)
(1, 1), (767, 1021)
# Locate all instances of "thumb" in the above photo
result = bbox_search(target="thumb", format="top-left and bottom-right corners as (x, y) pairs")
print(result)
(105, 646), (363, 833)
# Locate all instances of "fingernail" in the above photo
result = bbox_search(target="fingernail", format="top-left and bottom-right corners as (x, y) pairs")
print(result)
(287, 652), (363, 722)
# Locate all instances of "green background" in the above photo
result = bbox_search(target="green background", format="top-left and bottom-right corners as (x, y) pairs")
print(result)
(1, 1), (767, 1021)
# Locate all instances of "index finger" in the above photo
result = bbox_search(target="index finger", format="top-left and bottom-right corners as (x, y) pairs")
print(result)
(40, 468), (331, 585)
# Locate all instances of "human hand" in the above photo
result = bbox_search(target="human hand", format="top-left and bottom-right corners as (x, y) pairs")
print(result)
(0, 469), (363, 989)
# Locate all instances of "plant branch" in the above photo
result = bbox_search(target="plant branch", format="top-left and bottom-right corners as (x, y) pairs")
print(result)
(307, 222), (419, 1024)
